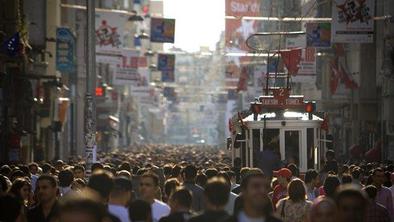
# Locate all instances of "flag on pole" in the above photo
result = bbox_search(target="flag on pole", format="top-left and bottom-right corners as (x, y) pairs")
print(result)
(339, 64), (358, 89)
(1, 32), (21, 57)
(321, 114), (329, 131)
(329, 60), (340, 94)
(237, 66), (248, 92)
(280, 48), (302, 75)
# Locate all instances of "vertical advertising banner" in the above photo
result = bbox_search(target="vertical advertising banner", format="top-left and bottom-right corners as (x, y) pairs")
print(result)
(286, 36), (316, 75)
(306, 23), (331, 48)
(158, 54), (175, 83)
(225, 0), (261, 94)
(150, 18), (176, 43)
(331, 0), (374, 43)
(163, 87), (176, 101)
(225, 0), (261, 52)
(114, 49), (148, 85)
(95, 11), (127, 55)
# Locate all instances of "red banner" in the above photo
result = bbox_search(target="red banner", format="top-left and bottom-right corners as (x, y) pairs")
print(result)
(280, 49), (302, 75)
(225, 0), (261, 51)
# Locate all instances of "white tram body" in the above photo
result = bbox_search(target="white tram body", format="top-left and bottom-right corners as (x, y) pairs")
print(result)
(229, 94), (326, 173)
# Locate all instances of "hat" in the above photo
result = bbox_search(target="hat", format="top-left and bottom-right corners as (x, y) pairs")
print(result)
(273, 168), (292, 179)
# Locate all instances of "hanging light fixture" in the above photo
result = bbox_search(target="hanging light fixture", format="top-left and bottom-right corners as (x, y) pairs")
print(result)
(129, 10), (144, 22)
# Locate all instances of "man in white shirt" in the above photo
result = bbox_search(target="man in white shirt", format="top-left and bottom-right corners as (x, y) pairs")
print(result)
(108, 177), (133, 222)
(139, 173), (170, 222)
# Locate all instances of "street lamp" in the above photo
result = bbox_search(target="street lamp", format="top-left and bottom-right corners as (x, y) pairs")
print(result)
(136, 31), (150, 40)
(144, 49), (155, 57)
(149, 64), (157, 70)
(129, 10), (144, 22)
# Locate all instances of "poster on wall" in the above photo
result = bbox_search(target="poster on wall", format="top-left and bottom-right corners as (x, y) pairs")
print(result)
(95, 11), (126, 55)
(150, 18), (175, 43)
(157, 54), (175, 71)
(331, 0), (375, 43)
(306, 23), (331, 48)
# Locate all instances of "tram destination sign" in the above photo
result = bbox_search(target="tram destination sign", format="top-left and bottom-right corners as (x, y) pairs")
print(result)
(258, 96), (304, 109)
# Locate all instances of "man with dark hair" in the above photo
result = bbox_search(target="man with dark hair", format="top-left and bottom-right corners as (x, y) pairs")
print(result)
(171, 165), (182, 182)
(108, 177), (133, 222)
(159, 188), (194, 222)
(28, 175), (59, 222)
(342, 174), (353, 184)
(139, 173), (170, 222)
(351, 168), (362, 187)
(335, 185), (368, 222)
(321, 150), (338, 174)
(129, 200), (152, 222)
(363, 185), (391, 222)
(189, 177), (230, 222)
(29, 162), (39, 175)
(182, 165), (204, 212)
(205, 168), (219, 179)
(287, 164), (299, 179)
(91, 163), (104, 173)
(371, 168), (393, 219)
(218, 172), (238, 215)
(0, 175), (9, 196)
(41, 163), (52, 174)
(163, 164), (173, 180)
(87, 170), (114, 203)
(304, 169), (319, 201)
(59, 169), (74, 196)
(56, 196), (108, 222)
(225, 171), (281, 222)
(73, 165), (85, 180)
(118, 162), (131, 172)
(0, 194), (23, 222)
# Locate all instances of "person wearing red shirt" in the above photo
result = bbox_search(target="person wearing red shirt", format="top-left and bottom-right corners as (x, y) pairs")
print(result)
(272, 168), (292, 207)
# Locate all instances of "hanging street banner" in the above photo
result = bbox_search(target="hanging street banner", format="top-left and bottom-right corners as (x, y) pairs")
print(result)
(95, 11), (126, 55)
(150, 18), (175, 43)
(114, 49), (148, 85)
(286, 36), (316, 75)
(56, 27), (75, 73)
(163, 87), (176, 101)
(225, 0), (261, 52)
(157, 53), (175, 71)
(331, 0), (374, 43)
(162, 71), (175, 82)
(306, 23), (331, 48)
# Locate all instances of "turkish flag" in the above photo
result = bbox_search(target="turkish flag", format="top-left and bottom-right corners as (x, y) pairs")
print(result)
(339, 64), (358, 89)
(237, 66), (249, 92)
(329, 60), (340, 94)
(321, 114), (329, 131)
(280, 49), (302, 75)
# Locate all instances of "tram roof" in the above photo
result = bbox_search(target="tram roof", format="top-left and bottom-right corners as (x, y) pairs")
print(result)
(243, 111), (323, 122)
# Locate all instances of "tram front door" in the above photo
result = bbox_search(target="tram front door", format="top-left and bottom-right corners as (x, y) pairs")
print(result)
(283, 130), (301, 166)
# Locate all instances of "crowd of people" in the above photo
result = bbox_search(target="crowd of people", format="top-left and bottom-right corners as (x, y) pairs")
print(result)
(0, 145), (393, 222)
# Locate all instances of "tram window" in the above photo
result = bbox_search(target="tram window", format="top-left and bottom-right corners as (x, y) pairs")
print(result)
(285, 131), (300, 166)
(252, 129), (260, 152)
(262, 129), (280, 152)
(307, 128), (314, 169)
